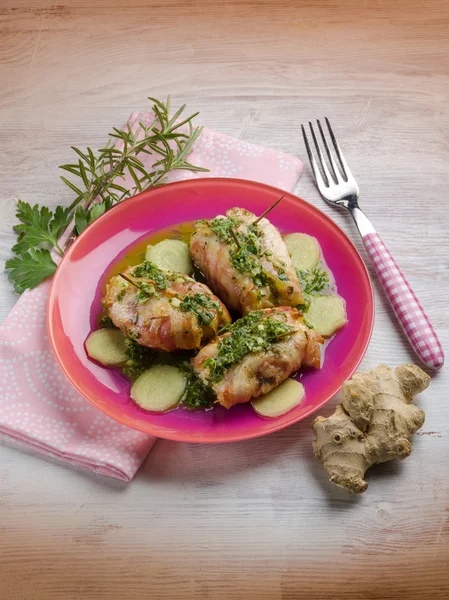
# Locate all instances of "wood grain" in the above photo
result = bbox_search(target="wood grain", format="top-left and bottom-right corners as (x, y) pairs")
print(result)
(1, 1), (449, 598)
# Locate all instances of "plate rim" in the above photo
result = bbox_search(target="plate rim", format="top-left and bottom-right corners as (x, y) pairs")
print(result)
(48, 177), (374, 443)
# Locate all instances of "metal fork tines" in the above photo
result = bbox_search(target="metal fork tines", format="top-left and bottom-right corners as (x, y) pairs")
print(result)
(301, 118), (360, 205)
(301, 117), (444, 370)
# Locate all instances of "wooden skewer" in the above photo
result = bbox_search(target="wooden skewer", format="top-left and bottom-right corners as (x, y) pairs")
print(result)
(276, 328), (299, 340)
(119, 272), (141, 289)
(230, 227), (241, 248)
(253, 195), (284, 225)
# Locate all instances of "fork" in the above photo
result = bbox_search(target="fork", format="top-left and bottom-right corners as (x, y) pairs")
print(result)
(302, 118), (444, 370)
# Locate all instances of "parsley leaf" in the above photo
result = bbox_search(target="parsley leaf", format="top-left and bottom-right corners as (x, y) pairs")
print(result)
(6, 98), (206, 294)
(75, 198), (113, 235)
(12, 201), (71, 255)
(74, 205), (88, 236)
(5, 249), (57, 293)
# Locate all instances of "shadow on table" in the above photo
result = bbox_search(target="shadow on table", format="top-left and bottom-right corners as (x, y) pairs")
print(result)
(139, 398), (415, 509)
(138, 405), (362, 507)
(139, 413), (318, 480)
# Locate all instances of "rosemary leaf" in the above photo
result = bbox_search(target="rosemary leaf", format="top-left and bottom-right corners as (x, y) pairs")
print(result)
(60, 176), (84, 197)
(7, 96), (207, 293)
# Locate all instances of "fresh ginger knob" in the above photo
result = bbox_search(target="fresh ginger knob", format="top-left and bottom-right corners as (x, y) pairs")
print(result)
(312, 364), (430, 494)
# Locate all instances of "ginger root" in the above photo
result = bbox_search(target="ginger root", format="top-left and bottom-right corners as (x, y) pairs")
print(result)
(312, 364), (430, 494)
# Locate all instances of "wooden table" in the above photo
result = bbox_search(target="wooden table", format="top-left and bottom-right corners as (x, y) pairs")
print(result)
(1, 1), (448, 598)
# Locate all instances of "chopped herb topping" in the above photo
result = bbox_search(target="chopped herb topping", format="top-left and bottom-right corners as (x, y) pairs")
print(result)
(209, 216), (241, 243)
(209, 216), (268, 286)
(206, 215), (288, 291)
(296, 267), (329, 309)
(131, 261), (167, 290)
(204, 311), (294, 383)
(136, 281), (159, 304)
(296, 267), (329, 294)
(122, 339), (154, 379)
(123, 261), (168, 304)
(99, 315), (116, 328)
(231, 245), (269, 287)
(123, 327), (140, 340)
(117, 288), (126, 302)
(179, 293), (221, 326)
(178, 362), (216, 410)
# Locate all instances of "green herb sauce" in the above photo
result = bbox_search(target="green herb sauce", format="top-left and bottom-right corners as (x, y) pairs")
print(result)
(131, 261), (167, 290)
(122, 339), (154, 380)
(178, 362), (216, 410)
(207, 216), (240, 243)
(296, 267), (329, 309)
(208, 216), (272, 288)
(179, 293), (221, 326)
(123, 327), (140, 340)
(135, 281), (159, 304)
(126, 261), (168, 304)
(203, 311), (294, 383)
(99, 315), (116, 328)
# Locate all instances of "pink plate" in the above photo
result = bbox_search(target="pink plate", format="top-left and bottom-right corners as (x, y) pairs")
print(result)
(48, 178), (374, 443)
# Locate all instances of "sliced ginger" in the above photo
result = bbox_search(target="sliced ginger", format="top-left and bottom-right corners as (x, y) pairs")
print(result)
(284, 233), (321, 271)
(146, 239), (192, 274)
(130, 364), (186, 412)
(252, 379), (305, 418)
(312, 364), (430, 493)
(85, 328), (128, 366)
(306, 295), (347, 337)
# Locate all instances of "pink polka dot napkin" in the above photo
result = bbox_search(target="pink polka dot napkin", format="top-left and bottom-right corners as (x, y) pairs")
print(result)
(0, 111), (303, 481)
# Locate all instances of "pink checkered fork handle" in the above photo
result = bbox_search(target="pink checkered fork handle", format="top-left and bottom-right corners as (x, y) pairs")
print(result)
(302, 118), (444, 370)
(364, 232), (444, 369)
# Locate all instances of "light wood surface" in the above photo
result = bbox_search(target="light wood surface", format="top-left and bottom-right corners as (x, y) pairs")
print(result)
(1, 1), (449, 598)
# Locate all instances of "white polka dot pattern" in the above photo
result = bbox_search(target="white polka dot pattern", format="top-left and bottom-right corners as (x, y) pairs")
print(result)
(0, 113), (304, 481)
(364, 232), (444, 370)
(0, 281), (156, 481)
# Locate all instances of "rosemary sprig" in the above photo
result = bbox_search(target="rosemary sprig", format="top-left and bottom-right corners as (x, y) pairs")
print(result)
(5, 96), (208, 293)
